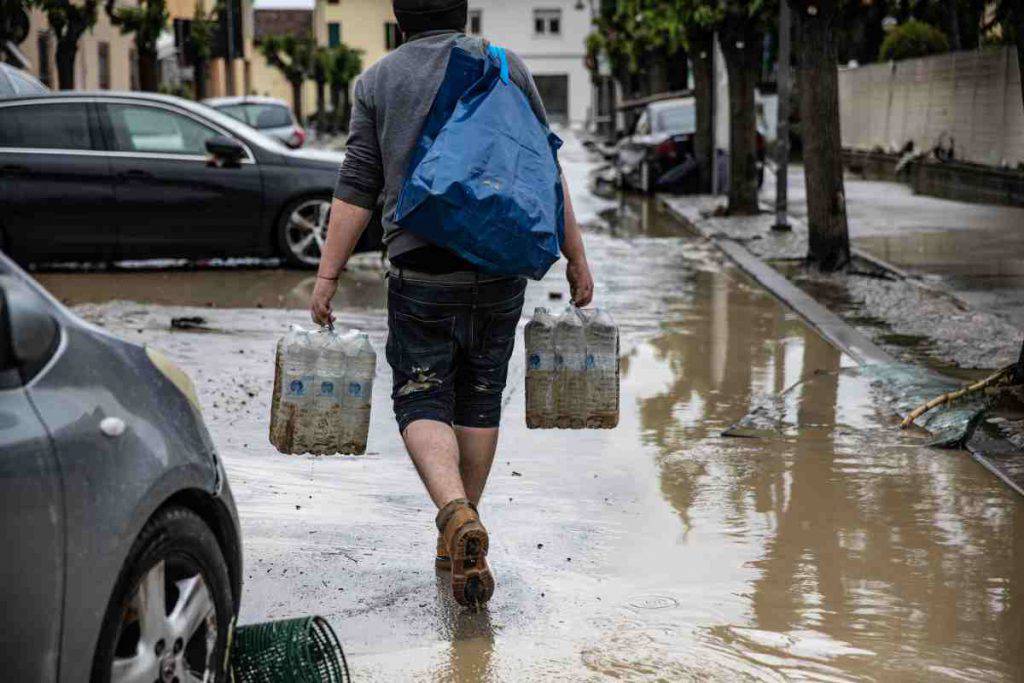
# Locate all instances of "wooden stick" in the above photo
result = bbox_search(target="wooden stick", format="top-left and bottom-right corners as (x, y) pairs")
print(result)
(899, 365), (1014, 430)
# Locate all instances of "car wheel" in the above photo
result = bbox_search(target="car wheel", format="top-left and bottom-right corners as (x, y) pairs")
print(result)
(277, 196), (331, 269)
(91, 507), (234, 683)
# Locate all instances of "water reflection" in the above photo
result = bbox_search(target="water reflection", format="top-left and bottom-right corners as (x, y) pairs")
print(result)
(33, 256), (387, 310)
(627, 258), (1024, 680)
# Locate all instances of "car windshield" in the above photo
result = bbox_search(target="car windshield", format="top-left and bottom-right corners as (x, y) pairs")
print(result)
(189, 101), (287, 149)
(7, 68), (48, 95)
(653, 103), (696, 134)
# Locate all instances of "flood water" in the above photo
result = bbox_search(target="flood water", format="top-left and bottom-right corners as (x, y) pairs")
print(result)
(56, 157), (1024, 679)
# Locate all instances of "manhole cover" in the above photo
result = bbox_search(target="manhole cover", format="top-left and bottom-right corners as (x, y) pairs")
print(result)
(628, 594), (679, 610)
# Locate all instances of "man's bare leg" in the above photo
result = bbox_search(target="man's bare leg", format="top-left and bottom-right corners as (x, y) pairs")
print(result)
(403, 420), (467, 508)
(455, 426), (499, 506)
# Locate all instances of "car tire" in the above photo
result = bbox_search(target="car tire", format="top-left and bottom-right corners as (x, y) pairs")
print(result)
(91, 506), (234, 683)
(276, 195), (332, 269)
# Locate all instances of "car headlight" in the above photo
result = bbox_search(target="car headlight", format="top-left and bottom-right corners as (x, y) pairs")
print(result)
(145, 346), (202, 413)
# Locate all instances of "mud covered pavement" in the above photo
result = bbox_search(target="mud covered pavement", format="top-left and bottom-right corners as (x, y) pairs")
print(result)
(44, 141), (1024, 680)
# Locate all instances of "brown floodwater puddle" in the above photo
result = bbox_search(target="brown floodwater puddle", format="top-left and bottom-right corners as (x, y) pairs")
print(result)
(33, 256), (388, 311)
(47, 182), (1024, 680)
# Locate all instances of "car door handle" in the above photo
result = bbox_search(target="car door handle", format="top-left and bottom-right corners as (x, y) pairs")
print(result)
(1, 164), (28, 175)
(119, 169), (154, 181)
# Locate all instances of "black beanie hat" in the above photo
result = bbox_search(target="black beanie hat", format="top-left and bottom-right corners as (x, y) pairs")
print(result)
(392, 0), (468, 35)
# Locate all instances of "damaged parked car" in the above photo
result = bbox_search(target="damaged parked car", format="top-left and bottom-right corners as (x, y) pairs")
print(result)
(0, 251), (242, 681)
(615, 96), (766, 194)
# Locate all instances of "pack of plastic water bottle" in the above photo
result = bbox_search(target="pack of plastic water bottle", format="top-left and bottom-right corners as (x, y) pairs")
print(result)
(525, 306), (619, 429)
(269, 326), (376, 455)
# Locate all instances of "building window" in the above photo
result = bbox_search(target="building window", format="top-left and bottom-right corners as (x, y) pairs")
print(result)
(328, 22), (341, 47)
(468, 9), (482, 35)
(37, 32), (52, 87)
(534, 8), (561, 36)
(385, 22), (403, 50)
(98, 42), (111, 89)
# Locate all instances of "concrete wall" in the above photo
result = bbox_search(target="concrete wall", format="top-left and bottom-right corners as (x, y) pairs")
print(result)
(838, 45), (1024, 167)
(467, 0), (593, 127)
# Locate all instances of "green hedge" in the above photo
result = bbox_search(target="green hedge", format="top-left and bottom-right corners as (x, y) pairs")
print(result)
(879, 20), (950, 62)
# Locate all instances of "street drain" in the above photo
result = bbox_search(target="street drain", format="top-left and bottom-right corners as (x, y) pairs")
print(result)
(629, 594), (679, 610)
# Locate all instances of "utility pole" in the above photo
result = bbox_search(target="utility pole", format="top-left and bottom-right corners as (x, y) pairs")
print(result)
(773, 0), (791, 231)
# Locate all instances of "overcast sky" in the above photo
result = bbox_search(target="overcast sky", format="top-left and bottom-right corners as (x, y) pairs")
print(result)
(253, 0), (315, 9)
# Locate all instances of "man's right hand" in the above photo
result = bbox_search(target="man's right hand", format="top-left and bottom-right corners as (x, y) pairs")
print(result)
(310, 276), (339, 328)
(566, 258), (594, 308)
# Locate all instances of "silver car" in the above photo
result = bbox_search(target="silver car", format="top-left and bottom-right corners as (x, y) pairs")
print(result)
(0, 251), (242, 681)
(204, 95), (306, 148)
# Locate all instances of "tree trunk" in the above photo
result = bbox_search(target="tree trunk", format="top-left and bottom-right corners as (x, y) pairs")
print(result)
(340, 85), (351, 132)
(1016, 11), (1024, 114)
(290, 80), (303, 123)
(944, 0), (961, 51)
(329, 84), (340, 133)
(137, 45), (159, 91)
(55, 36), (78, 90)
(691, 31), (714, 194)
(719, 26), (761, 215)
(194, 59), (207, 100)
(315, 78), (326, 134)
(797, 0), (850, 271)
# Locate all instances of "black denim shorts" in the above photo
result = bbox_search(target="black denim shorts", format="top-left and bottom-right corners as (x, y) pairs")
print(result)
(386, 271), (527, 432)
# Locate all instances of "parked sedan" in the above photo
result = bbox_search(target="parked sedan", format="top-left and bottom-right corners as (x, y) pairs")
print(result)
(0, 250), (242, 681)
(0, 92), (381, 268)
(204, 95), (306, 149)
(616, 96), (765, 193)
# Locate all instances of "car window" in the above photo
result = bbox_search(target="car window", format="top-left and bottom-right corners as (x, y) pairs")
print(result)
(249, 104), (292, 129)
(216, 103), (252, 125)
(106, 103), (219, 155)
(653, 103), (696, 134)
(0, 102), (94, 150)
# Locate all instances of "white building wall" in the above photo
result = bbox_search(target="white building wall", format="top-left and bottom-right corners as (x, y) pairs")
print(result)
(467, 0), (593, 128)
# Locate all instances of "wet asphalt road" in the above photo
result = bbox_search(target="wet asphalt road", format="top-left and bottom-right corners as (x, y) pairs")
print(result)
(45, 139), (1024, 680)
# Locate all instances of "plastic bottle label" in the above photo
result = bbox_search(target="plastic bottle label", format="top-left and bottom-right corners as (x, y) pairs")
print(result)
(283, 373), (315, 403)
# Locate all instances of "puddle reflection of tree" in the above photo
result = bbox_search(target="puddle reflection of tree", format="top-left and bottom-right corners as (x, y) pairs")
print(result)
(633, 267), (1024, 676)
(635, 268), (797, 532)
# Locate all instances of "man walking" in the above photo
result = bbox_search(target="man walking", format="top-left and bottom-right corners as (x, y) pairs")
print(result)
(310, 0), (593, 607)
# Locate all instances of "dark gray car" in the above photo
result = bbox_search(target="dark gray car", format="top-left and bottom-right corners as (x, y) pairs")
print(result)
(0, 251), (242, 681)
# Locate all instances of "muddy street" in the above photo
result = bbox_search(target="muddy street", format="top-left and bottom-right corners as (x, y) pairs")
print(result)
(54, 144), (1024, 680)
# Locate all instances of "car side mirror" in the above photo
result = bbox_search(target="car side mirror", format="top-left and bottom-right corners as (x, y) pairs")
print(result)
(205, 135), (246, 167)
(0, 280), (59, 387)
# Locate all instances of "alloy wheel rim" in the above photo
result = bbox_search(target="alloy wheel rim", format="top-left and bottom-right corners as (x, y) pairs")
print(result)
(110, 559), (218, 683)
(285, 199), (331, 266)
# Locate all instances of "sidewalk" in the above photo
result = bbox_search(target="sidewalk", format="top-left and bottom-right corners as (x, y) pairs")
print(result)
(662, 178), (1022, 372)
(765, 165), (1024, 328)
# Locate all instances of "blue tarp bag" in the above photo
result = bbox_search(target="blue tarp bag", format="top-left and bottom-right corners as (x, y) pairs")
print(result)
(394, 44), (564, 280)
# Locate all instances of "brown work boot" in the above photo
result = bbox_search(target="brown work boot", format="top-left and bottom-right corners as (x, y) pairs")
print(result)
(436, 499), (494, 607)
(435, 533), (451, 571)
